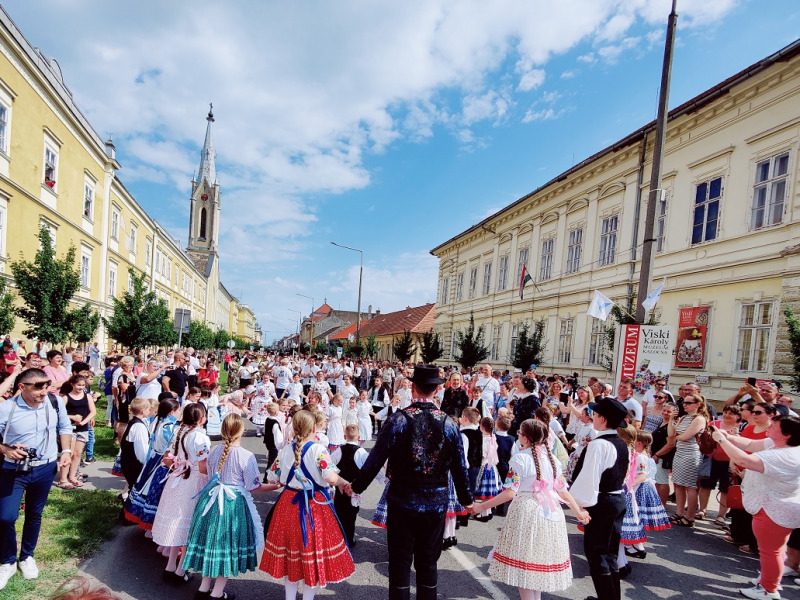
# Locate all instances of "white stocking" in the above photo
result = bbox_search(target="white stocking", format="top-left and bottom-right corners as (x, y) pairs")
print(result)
(444, 516), (456, 538)
(518, 588), (541, 600)
(285, 577), (299, 600)
(210, 576), (229, 598)
(302, 584), (317, 600)
(618, 544), (628, 567)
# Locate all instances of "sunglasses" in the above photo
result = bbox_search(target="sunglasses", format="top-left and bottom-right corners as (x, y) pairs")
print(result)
(655, 394), (667, 399)
(23, 380), (51, 390)
(684, 400), (699, 405)
(751, 411), (767, 415)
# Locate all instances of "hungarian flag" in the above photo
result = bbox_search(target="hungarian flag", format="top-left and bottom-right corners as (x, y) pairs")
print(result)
(519, 265), (532, 299)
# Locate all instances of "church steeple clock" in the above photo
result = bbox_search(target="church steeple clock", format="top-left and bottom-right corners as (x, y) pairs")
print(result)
(188, 105), (220, 255)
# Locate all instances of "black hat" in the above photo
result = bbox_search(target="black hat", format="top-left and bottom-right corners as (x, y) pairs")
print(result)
(410, 364), (445, 386)
(591, 397), (628, 429)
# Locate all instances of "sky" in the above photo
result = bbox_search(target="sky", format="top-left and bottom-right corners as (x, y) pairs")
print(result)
(5, 1), (800, 344)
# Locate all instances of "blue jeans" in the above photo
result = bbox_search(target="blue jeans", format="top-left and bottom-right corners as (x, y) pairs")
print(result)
(0, 462), (58, 564)
(85, 425), (95, 460)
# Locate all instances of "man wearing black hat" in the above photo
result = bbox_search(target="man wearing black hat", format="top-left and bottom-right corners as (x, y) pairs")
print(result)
(349, 365), (473, 600)
(569, 397), (630, 600)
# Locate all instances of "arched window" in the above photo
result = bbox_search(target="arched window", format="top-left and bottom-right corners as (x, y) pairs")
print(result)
(199, 207), (207, 240)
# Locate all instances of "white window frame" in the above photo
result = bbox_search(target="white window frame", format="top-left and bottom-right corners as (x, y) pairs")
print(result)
(735, 301), (775, 373)
(450, 331), (458, 360)
(491, 324), (501, 361)
(128, 272), (135, 295)
(43, 144), (58, 192)
(108, 263), (117, 299)
(509, 323), (519, 363)
(145, 239), (152, 266)
(111, 208), (120, 240)
(497, 255), (508, 291)
(750, 152), (790, 230)
(128, 223), (137, 254)
(39, 219), (57, 250)
(468, 267), (478, 299)
(482, 262), (492, 295)
(566, 228), (583, 274)
(598, 215), (618, 266)
(441, 277), (449, 304)
(83, 182), (94, 220)
(656, 191), (668, 253)
(539, 238), (554, 281)
(588, 318), (606, 365)
(692, 177), (722, 245)
(80, 250), (91, 290)
(516, 247), (529, 287)
(557, 318), (574, 363)
(0, 102), (9, 156)
(455, 271), (464, 302)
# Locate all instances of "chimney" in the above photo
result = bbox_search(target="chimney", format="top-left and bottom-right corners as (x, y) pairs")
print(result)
(105, 137), (116, 160)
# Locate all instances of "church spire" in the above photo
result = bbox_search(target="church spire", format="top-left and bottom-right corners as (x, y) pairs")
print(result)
(197, 103), (216, 185)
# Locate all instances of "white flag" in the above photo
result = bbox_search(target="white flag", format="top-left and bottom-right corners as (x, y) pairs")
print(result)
(588, 290), (614, 321)
(642, 277), (666, 312)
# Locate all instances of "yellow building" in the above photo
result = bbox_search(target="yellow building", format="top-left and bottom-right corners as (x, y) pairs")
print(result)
(0, 8), (249, 349)
(431, 38), (800, 401)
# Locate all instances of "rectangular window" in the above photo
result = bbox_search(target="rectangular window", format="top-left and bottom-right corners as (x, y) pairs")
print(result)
(451, 331), (458, 360)
(111, 209), (120, 240)
(0, 105), (7, 154)
(441, 277), (449, 304)
(692, 177), (722, 244)
(751, 152), (789, 230)
(468, 267), (477, 299)
(80, 254), (90, 289)
(44, 146), (57, 189)
(598, 215), (618, 265)
(83, 184), (93, 219)
(509, 324), (519, 362)
(497, 255), (508, 291)
(558, 318), (574, 363)
(736, 302), (774, 372)
(491, 324), (501, 361)
(539, 239), (554, 281)
(145, 240), (152, 266)
(108, 267), (116, 298)
(588, 318), (606, 365)
(482, 262), (492, 295)
(566, 228), (583, 274)
(455, 272), (464, 302)
(129, 224), (137, 254)
(517, 247), (529, 286)
(128, 272), (135, 295)
(656, 191), (668, 252)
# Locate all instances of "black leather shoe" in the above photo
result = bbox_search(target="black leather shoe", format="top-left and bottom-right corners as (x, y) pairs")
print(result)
(625, 548), (647, 559)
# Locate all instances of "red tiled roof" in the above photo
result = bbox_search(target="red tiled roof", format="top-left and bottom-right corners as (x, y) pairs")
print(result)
(329, 322), (361, 341)
(311, 303), (333, 322)
(358, 303), (436, 337)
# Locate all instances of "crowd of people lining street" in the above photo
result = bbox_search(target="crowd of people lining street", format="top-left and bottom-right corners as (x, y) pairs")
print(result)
(0, 339), (798, 600)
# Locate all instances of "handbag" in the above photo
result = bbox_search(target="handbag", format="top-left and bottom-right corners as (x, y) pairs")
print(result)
(697, 425), (718, 456)
(698, 455), (713, 479)
(724, 484), (744, 510)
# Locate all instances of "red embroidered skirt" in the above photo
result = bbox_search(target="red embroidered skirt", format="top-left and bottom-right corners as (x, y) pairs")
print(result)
(260, 490), (355, 587)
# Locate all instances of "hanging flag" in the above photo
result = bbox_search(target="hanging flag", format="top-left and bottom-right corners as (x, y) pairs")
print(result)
(519, 265), (532, 300)
(588, 290), (614, 321)
(642, 277), (667, 312)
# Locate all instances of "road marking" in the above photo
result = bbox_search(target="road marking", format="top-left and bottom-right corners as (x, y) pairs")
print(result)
(450, 547), (511, 600)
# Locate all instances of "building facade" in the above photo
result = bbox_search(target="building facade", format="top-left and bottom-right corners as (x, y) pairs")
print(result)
(0, 8), (255, 348)
(431, 39), (800, 401)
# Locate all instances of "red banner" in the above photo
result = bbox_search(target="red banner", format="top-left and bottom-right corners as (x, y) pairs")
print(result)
(620, 325), (640, 382)
(675, 307), (709, 368)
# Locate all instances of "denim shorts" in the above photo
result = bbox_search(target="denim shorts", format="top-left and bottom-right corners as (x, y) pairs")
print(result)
(71, 429), (90, 443)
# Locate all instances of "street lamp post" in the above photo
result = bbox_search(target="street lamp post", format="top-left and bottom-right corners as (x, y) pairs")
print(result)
(296, 293), (315, 346)
(331, 241), (363, 343)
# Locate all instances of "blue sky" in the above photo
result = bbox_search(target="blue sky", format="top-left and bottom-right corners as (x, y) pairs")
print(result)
(6, 1), (800, 343)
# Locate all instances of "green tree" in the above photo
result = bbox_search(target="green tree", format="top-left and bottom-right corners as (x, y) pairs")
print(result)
(0, 277), (15, 336)
(454, 313), (489, 370)
(184, 320), (216, 350)
(104, 269), (176, 350)
(420, 329), (444, 364)
(344, 340), (364, 358)
(313, 340), (328, 354)
(784, 305), (800, 392)
(512, 320), (546, 370)
(392, 330), (417, 363)
(298, 341), (311, 354)
(69, 303), (101, 345)
(213, 328), (230, 349)
(363, 334), (379, 359)
(10, 226), (81, 343)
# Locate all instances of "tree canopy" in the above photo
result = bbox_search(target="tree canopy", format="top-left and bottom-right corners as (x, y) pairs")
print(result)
(392, 330), (417, 363)
(454, 313), (489, 370)
(420, 329), (444, 364)
(512, 320), (546, 371)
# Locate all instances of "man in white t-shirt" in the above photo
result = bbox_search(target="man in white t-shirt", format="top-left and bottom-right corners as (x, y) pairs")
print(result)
(616, 378), (642, 428)
(301, 358), (320, 395)
(475, 363), (501, 416)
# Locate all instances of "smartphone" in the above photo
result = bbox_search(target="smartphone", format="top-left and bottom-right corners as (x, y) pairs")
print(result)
(560, 392), (570, 404)
(746, 377), (757, 386)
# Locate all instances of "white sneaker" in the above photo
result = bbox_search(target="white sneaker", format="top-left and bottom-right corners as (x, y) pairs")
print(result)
(740, 583), (781, 599)
(18, 556), (38, 580)
(0, 562), (16, 590)
(750, 575), (782, 591)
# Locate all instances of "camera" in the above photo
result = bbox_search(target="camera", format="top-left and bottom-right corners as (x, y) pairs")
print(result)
(16, 447), (38, 474)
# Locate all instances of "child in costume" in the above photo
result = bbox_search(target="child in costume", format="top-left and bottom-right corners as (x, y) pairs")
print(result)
(356, 390), (373, 442)
(617, 424), (645, 578)
(494, 414), (515, 517)
(475, 417), (502, 521)
(151, 403), (210, 584)
(326, 394), (345, 451)
(183, 414), (279, 599)
(332, 424), (368, 547)
(260, 409), (355, 600)
(628, 429), (671, 560)
(443, 415), (469, 549)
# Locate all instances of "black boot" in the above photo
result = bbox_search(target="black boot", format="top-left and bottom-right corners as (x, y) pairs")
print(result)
(417, 584), (438, 600)
(389, 586), (410, 600)
(588, 572), (616, 600)
(611, 569), (622, 600)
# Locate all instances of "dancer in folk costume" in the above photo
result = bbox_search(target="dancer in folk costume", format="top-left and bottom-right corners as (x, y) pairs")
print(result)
(628, 430), (670, 560)
(332, 425), (369, 547)
(326, 394), (345, 451)
(566, 405), (596, 482)
(260, 409), (355, 600)
(356, 390), (373, 442)
(249, 388), (271, 437)
(472, 419), (589, 600)
(371, 469), (391, 529)
(343, 396), (359, 431)
(183, 414), (280, 600)
(616, 425), (645, 579)
(312, 408), (330, 449)
(124, 397), (180, 529)
(475, 417), (502, 521)
(151, 403), (210, 584)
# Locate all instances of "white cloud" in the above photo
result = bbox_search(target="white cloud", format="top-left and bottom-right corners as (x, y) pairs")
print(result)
(522, 107), (568, 123)
(517, 68), (546, 92)
(560, 70), (576, 79)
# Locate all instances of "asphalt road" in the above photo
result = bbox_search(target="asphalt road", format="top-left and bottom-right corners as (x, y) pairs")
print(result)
(77, 424), (774, 600)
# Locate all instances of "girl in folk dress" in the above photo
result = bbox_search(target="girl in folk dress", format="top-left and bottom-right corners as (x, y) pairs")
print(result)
(443, 416), (469, 550)
(183, 415), (280, 599)
(475, 417), (502, 521)
(343, 397), (359, 431)
(617, 425), (645, 577)
(250, 390), (270, 437)
(151, 404), (210, 583)
(313, 408), (330, 449)
(628, 430), (671, 560)
(472, 419), (589, 600)
(260, 410), (355, 600)
(124, 397), (180, 530)
(326, 394), (345, 451)
(356, 390), (373, 442)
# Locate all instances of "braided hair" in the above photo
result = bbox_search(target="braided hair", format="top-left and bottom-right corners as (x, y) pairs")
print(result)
(292, 410), (315, 468)
(519, 419), (557, 481)
(217, 413), (245, 475)
(176, 403), (206, 479)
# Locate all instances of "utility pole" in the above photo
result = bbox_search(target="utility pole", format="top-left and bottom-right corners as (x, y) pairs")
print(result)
(636, 0), (678, 323)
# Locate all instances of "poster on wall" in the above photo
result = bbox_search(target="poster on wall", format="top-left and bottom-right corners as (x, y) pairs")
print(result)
(616, 324), (676, 395)
(675, 306), (710, 368)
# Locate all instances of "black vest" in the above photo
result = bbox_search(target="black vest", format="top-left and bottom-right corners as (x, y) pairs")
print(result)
(120, 416), (145, 485)
(263, 417), (281, 450)
(387, 404), (454, 489)
(337, 444), (361, 482)
(462, 428), (483, 468)
(495, 434), (514, 476)
(572, 432), (629, 494)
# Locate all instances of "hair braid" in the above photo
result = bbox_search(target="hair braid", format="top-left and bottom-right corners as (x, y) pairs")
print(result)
(544, 443), (558, 480)
(532, 442), (542, 482)
(172, 423), (187, 456)
(217, 438), (233, 475)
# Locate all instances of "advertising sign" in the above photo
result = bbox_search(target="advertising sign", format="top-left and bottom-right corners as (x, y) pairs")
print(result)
(616, 324), (675, 395)
(675, 306), (710, 368)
